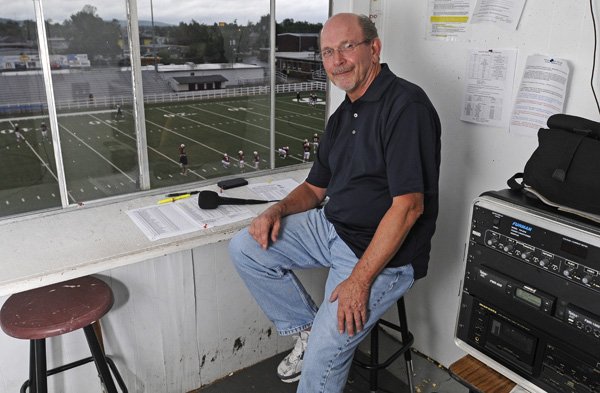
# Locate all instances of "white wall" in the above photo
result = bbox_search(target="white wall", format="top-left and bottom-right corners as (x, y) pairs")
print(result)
(334, 0), (600, 366)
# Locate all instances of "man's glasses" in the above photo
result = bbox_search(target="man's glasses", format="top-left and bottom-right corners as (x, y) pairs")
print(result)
(320, 40), (371, 59)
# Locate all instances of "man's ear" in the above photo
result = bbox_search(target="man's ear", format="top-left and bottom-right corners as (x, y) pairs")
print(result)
(371, 38), (382, 60)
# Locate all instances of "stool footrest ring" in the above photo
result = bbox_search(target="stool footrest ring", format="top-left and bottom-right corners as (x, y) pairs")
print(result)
(353, 323), (414, 370)
(20, 355), (128, 393)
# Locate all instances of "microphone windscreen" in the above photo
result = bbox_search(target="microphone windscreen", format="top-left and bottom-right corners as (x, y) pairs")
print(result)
(198, 191), (221, 209)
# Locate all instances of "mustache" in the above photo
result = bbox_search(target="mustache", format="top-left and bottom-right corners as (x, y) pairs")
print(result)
(331, 65), (354, 75)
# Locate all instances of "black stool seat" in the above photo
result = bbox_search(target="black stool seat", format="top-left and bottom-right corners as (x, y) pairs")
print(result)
(0, 276), (127, 393)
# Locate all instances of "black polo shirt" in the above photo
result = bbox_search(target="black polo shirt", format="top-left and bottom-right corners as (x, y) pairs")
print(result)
(306, 64), (441, 279)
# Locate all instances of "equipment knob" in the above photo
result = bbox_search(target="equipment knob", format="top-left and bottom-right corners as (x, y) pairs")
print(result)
(582, 275), (592, 285)
(503, 244), (514, 253)
(521, 251), (532, 259)
(563, 268), (574, 278)
(539, 258), (549, 267)
(487, 237), (499, 246)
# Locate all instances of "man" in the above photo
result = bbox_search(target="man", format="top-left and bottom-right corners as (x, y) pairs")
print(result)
(222, 153), (231, 168)
(302, 139), (311, 162)
(229, 13), (440, 393)
(253, 151), (260, 169)
(312, 133), (320, 153)
(14, 123), (25, 143)
(278, 146), (289, 159)
(238, 150), (245, 170)
(178, 143), (188, 175)
(40, 122), (49, 142)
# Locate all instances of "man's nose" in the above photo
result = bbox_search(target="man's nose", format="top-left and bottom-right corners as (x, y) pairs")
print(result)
(332, 49), (346, 64)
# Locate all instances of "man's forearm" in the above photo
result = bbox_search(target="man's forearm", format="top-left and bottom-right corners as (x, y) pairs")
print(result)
(272, 181), (326, 217)
(351, 193), (424, 285)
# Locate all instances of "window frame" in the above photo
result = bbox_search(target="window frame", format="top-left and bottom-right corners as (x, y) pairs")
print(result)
(3, 0), (328, 221)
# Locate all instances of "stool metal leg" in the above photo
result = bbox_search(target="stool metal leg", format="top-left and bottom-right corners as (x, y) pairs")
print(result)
(33, 339), (47, 393)
(369, 323), (379, 393)
(26, 340), (36, 393)
(397, 299), (414, 393)
(83, 325), (118, 393)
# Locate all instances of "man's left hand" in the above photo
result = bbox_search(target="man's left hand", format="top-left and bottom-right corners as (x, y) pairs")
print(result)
(329, 276), (370, 337)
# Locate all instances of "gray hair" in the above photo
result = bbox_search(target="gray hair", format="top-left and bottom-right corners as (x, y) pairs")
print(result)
(357, 14), (378, 41)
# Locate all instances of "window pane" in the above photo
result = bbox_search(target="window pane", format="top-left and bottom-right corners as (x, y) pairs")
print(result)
(138, 0), (272, 187)
(0, 6), (61, 218)
(275, 2), (328, 167)
(45, 2), (140, 203)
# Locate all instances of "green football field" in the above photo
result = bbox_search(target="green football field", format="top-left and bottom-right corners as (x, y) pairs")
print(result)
(0, 92), (326, 217)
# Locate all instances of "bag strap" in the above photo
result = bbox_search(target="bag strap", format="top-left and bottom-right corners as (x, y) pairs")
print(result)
(507, 172), (525, 190)
(551, 131), (588, 182)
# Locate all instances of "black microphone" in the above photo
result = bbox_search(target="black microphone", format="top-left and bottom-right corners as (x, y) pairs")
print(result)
(198, 190), (277, 209)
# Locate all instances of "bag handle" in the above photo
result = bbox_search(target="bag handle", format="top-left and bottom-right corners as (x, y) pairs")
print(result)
(507, 172), (525, 190)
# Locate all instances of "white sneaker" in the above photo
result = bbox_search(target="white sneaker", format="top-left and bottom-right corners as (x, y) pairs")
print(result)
(277, 330), (310, 383)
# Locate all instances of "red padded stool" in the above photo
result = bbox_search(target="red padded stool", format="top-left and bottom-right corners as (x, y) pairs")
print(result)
(0, 276), (127, 393)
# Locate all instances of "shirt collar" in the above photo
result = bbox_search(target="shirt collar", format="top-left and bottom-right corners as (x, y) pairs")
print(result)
(341, 63), (394, 108)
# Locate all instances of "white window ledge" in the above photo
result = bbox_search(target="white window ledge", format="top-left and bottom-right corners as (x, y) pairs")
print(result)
(0, 168), (309, 296)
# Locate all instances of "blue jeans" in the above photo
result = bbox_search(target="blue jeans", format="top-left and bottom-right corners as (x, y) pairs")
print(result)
(228, 208), (414, 393)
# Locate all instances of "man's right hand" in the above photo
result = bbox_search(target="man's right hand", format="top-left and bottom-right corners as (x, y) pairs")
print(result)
(247, 181), (327, 249)
(248, 205), (283, 249)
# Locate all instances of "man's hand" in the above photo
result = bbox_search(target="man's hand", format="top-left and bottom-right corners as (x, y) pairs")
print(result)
(329, 276), (370, 336)
(248, 205), (283, 249)
(247, 182), (327, 249)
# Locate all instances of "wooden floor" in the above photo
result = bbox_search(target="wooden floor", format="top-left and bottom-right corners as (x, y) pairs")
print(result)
(449, 355), (516, 393)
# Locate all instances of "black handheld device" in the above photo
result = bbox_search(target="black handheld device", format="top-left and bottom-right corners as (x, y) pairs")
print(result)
(217, 177), (248, 190)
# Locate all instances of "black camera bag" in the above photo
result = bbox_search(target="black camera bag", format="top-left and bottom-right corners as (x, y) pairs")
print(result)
(507, 114), (600, 215)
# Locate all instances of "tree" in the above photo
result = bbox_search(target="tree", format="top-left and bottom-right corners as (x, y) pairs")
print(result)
(63, 5), (122, 62)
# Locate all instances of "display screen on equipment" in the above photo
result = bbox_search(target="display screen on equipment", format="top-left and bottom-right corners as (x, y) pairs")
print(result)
(515, 288), (542, 308)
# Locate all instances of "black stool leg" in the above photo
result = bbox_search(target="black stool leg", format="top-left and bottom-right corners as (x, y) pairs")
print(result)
(369, 323), (379, 393)
(397, 299), (414, 393)
(83, 325), (118, 393)
(33, 339), (47, 393)
(26, 340), (36, 393)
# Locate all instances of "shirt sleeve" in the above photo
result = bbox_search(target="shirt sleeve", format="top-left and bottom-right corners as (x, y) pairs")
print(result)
(384, 101), (440, 197)
(306, 113), (339, 188)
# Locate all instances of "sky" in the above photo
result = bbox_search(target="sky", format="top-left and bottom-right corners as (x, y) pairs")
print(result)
(3, 0), (329, 25)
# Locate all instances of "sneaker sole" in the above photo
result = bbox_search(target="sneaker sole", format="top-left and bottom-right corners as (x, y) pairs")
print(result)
(278, 372), (301, 383)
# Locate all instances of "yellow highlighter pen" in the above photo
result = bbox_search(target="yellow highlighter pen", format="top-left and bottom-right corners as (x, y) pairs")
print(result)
(157, 194), (191, 204)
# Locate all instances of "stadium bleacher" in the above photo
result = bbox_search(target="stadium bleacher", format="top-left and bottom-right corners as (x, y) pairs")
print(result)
(0, 68), (173, 107)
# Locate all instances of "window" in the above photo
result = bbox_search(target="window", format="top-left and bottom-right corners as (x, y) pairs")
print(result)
(0, 0), (329, 219)
(0, 4), (60, 216)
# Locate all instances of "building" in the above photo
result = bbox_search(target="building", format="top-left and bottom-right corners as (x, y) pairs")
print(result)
(275, 33), (323, 81)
